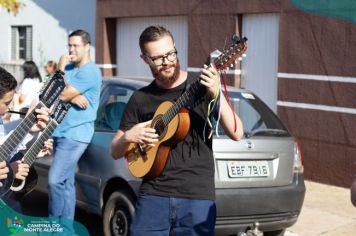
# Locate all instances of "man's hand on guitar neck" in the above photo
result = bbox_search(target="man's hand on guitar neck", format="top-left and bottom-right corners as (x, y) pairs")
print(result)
(29, 106), (50, 133)
(200, 64), (219, 98)
(10, 159), (29, 181)
(0, 161), (9, 187)
(200, 64), (244, 141)
(37, 139), (54, 158)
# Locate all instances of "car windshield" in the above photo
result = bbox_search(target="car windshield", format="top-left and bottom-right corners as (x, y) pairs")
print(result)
(214, 91), (290, 138)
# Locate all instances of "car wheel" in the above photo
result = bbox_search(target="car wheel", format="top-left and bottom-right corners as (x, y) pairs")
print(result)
(264, 229), (286, 236)
(103, 190), (135, 236)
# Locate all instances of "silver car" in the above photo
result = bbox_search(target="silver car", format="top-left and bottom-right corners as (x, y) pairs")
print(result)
(34, 77), (305, 236)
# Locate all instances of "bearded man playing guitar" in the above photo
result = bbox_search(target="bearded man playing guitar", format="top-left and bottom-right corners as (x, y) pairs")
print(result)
(111, 26), (244, 235)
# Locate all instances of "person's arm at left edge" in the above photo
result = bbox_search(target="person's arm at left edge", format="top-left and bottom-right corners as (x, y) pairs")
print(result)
(11, 138), (53, 181)
(0, 161), (9, 187)
(9, 105), (50, 181)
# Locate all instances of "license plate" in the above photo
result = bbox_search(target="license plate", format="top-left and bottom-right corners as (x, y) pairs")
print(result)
(227, 160), (270, 178)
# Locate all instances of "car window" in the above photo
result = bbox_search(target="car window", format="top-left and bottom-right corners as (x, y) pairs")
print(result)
(215, 91), (290, 137)
(95, 86), (135, 132)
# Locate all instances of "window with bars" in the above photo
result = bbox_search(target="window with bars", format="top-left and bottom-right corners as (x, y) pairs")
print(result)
(11, 26), (33, 61)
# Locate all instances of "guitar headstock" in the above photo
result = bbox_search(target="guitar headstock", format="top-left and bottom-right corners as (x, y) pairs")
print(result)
(51, 100), (72, 124)
(39, 71), (66, 108)
(213, 35), (248, 71)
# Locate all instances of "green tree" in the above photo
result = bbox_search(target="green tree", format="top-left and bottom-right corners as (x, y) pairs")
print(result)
(0, 0), (25, 16)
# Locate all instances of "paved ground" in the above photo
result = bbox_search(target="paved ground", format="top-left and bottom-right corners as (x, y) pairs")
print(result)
(285, 181), (356, 236)
(22, 180), (356, 236)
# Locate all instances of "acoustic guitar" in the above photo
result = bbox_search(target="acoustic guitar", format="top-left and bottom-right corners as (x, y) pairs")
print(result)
(10, 101), (71, 193)
(0, 71), (66, 197)
(125, 35), (248, 179)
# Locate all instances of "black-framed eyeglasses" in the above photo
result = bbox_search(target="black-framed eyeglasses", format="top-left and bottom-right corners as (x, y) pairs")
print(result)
(145, 49), (178, 66)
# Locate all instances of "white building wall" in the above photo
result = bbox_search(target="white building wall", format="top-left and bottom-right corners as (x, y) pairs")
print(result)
(0, 0), (96, 79)
(241, 13), (280, 112)
(116, 16), (188, 79)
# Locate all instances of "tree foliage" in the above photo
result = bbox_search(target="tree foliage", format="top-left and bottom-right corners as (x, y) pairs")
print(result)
(0, 0), (25, 16)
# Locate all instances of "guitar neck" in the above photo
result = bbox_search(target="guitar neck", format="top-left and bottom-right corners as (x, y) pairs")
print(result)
(162, 79), (201, 126)
(160, 35), (248, 126)
(23, 119), (58, 166)
(0, 71), (66, 162)
(0, 102), (44, 162)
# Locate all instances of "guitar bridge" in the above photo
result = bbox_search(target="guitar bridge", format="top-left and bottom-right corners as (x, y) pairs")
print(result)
(126, 144), (149, 164)
(137, 144), (147, 161)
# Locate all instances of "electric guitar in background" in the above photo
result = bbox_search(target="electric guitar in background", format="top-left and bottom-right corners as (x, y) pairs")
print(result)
(9, 101), (71, 193)
(0, 71), (65, 197)
(125, 35), (248, 179)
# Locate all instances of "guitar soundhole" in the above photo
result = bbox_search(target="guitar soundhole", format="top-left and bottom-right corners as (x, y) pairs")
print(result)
(152, 115), (166, 140)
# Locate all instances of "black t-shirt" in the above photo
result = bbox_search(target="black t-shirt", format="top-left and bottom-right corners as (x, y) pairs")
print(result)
(120, 73), (215, 200)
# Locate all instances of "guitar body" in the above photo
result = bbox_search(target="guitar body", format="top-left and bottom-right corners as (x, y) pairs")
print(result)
(126, 101), (190, 179)
(0, 161), (14, 197)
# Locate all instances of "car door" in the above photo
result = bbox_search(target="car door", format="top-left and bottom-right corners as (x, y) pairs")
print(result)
(75, 80), (140, 214)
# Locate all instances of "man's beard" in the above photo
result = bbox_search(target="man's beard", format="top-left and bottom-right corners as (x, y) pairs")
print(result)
(69, 54), (83, 66)
(150, 59), (180, 85)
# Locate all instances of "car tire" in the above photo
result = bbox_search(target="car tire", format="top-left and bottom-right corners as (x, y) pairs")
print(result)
(103, 190), (135, 236)
(264, 229), (286, 236)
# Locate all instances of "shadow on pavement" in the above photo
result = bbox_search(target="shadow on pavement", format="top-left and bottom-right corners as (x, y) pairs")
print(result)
(21, 190), (104, 236)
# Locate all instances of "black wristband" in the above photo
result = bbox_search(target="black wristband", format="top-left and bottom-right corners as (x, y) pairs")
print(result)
(56, 69), (65, 75)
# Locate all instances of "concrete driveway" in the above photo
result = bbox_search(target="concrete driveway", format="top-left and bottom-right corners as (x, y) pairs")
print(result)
(21, 180), (356, 236)
(286, 181), (356, 236)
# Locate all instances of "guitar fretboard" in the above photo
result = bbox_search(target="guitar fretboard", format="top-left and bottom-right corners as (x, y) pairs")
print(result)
(162, 79), (201, 126)
(159, 37), (247, 127)
(0, 71), (66, 163)
(23, 119), (58, 166)
(0, 102), (44, 162)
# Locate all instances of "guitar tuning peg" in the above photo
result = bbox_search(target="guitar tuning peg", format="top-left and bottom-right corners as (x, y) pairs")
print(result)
(238, 57), (242, 61)
(226, 67), (230, 71)
(232, 34), (240, 43)
(234, 60), (238, 64)
(230, 64), (234, 68)
(242, 54), (247, 57)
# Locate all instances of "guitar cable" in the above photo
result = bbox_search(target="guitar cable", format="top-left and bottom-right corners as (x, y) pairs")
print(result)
(203, 71), (222, 141)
